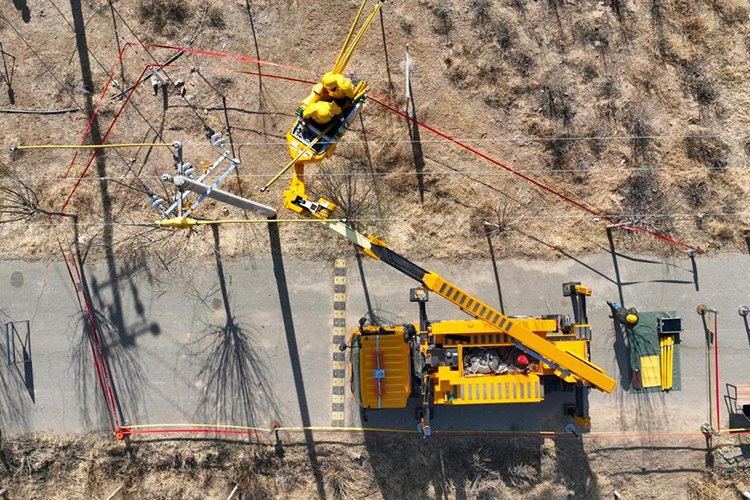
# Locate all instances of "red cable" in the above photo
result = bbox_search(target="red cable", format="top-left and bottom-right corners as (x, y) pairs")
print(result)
(78, 282), (121, 431)
(56, 237), (116, 432)
(57, 42), (707, 435)
(714, 313), (720, 432)
(65, 40), (703, 254)
(369, 96), (705, 254)
(60, 64), (152, 212)
(119, 427), (750, 439)
(134, 42), (320, 76)
(66, 244), (121, 431)
(62, 44), (131, 179)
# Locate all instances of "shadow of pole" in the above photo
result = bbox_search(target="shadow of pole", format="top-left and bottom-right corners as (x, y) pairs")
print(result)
(554, 437), (600, 498)
(378, 9), (394, 94)
(605, 226), (625, 305)
(517, 229), (617, 285)
(70, 0), (133, 429)
(699, 312), (716, 432)
(689, 252), (700, 292)
(20, 341), (34, 404)
(267, 223), (327, 499)
(612, 322), (631, 391)
(353, 245), (378, 325)
(406, 82), (425, 203)
(485, 232), (505, 315)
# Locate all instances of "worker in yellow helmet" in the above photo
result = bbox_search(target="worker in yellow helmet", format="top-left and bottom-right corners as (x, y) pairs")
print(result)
(302, 100), (342, 126)
(607, 301), (639, 328)
(321, 72), (356, 100)
(300, 72), (356, 113)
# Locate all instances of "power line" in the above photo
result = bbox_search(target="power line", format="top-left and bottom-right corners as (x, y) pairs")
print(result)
(4, 161), (750, 183)
(4, 211), (747, 227)
(6, 131), (746, 149)
(106, 1), (210, 130)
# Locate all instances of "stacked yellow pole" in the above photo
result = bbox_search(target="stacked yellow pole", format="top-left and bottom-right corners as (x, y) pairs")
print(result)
(333, 0), (384, 74)
(660, 335), (674, 391)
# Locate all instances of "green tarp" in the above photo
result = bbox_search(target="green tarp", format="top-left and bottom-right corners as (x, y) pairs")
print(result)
(625, 311), (681, 394)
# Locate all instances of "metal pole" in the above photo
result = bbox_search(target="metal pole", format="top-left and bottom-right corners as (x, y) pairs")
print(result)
(4, 323), (13, 366)
(173, 176), (277, 218)
(405, 44), (411, 104)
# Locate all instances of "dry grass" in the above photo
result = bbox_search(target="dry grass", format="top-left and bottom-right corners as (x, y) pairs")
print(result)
(1, 433), (748, 499)
(135, 0), (195, 37)
(0, 0), (748, 264)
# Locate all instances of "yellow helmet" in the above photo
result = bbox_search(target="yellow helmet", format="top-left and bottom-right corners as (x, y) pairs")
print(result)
(322, 72), (340, 90)
(317, 105), (332, 120)
(626, 314), (638, 324)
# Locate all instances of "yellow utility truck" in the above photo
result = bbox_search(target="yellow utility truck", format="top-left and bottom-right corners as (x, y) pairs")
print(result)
(347, 280), (610, 436)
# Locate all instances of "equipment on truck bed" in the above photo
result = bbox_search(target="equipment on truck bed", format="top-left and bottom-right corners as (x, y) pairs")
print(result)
(347, 283), (607, 436)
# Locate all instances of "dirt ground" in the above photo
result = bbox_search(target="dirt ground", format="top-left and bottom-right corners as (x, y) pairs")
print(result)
(0, 432), (749, 499)
(0, 0), (748, 266)
(1, 2), (750, 499)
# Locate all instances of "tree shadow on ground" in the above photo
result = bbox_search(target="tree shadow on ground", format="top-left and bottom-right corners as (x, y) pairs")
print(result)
(71, 304), (148, 431)
(186, 226), (279, 432)
(0, 351), (31, 432)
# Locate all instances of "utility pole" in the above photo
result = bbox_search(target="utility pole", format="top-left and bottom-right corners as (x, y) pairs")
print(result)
(405, 44), (411, 115)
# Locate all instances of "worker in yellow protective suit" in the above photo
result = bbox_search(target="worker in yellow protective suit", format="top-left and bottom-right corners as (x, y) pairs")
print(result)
(321, 72), (356, 100)
(300, 72), (356, 115)
(302, 100), (342, 125)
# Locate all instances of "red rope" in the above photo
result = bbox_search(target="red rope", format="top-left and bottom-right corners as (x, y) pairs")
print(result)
(134, 42), (320, 76)
(60, 64), (152, 212)
(714, 313), (720, 432)
(56, 42), (706, 435)
(119, 426), (750, 439)
(61, 41), (703, 254)
(369, 96), (704, 254)
(56, 237), (116, 432)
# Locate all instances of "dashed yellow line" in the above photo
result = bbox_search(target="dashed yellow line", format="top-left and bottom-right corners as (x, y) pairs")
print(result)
(332, 259), (347, 427)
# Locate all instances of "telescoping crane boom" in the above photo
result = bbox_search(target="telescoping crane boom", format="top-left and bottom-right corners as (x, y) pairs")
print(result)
(321, 221), (616, 395)
(150, 1), (617, 436)
(141, 0), (614, 436)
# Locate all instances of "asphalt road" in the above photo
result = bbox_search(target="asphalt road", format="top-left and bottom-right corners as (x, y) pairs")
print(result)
(0, 246), (748, 436)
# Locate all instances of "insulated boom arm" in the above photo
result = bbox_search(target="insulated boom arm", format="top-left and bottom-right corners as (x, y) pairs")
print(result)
(323, 221), (617, 394)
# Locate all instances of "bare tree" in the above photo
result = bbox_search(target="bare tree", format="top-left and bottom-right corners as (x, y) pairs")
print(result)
(0, 161), (73, 222)
(309, 157), (383, 231)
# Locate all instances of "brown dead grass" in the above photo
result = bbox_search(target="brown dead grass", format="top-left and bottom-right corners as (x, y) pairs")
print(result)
(0, 433), (749, 499)
(0, 0), (748, 265)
